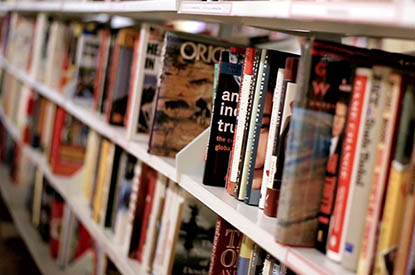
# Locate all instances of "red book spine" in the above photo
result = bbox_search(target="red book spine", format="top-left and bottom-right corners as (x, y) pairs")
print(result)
(50, 199), (64, 259)
(74, 224), (92, 259)
(105, 41), (120, 123)
(136, 174), (157, 262)
(124, 35), (140, 128)
(327, 73), (368, 256)
(208, 217), (242, 275)
(225, 48), (254, 196)
(93, 30), (108, 111)
(49, 107), (65, 171)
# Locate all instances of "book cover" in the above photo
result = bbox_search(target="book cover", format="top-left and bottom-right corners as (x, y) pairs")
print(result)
(208, 216), (242, 275)
(106, 28), (139, 125)
(171, 193), (217, 275)
(49, 107), (89, 176)
(226, 48), (257, 196)
(373, 85), (415, 275)
(203, 48), (245, 187)
(276, 40), (355, 247)
(148, 31), (229, 157)
(125, 24), (164, 139)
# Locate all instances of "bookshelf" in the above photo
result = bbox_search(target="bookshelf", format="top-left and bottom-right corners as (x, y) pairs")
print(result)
(0, 55), (354, 275)
(0, 2), (413, 275)
(0, 108), (145, 275)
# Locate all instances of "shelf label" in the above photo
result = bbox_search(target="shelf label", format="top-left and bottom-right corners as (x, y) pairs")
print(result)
(180, 2), (232, 15)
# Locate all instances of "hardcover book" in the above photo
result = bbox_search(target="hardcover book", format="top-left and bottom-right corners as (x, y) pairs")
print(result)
(203, 48), (245, 187)
(208, 217), (242, 275)
(148, 31), (230, 157)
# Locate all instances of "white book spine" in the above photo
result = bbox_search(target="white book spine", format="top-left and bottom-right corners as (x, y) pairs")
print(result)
(229, 73), (253, 183)
(259, 68), (284, 209)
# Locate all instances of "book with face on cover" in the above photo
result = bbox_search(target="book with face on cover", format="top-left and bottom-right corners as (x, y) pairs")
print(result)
(148, 31), (232, 157)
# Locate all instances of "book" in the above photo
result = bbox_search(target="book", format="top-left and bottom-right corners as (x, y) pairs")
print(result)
(138, 175), (168, 272)
(105, 28), (140, 125)
(326, 68), (372, 260)
(208, 217), (242, 275)
(203, 48), (245, 187)
(113, 161), (141, 256)
(373, 85), (415, 275)
(49, 107), (89, 176)
(276, 40), (355, 246)
(263, 58), (299, 216)
(356, 73), (403, 273)
(148, 31), (230, 157)
(393, 147), (415, 274)
(125, 24), (164, 140)
(237, 235), (254, 275)
(38, 178), (54, 243)
(93, 28), (111, 112)
(92, 139), (115, 223)
(170, 192), (217, 275)
(83, 130), (101, 200)
(50, 194), (65, 259)
(128, 163), (158, 258)
(72, 27), (101, 107)
(226, 48), (258, 196)
(243, 50), (296, 206)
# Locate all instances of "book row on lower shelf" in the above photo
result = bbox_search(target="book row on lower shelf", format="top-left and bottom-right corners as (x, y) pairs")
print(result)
(0, 107), (296, 275)
(3, 9), (415, 275)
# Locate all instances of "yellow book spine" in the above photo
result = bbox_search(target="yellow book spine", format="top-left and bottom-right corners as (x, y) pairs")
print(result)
(373, 162), (410, 275)
(92, 140), (110, 222)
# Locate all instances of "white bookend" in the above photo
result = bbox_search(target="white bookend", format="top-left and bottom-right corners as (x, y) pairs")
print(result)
(176, 127), (209, 183)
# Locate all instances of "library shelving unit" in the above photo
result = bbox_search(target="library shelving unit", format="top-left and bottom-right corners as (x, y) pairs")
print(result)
(0, 1), (411, 275)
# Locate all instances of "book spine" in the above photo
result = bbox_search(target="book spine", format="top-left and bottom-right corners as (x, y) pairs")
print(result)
(104, 40), (120, 123)
(238, 49), (266, 201)
(326, 69), (372, 260)
(405, 224), (415, 275)
(49, 107), (65, 173)
(341, 67), (391, 269)
(236, 235), (254, 275)
(259, 68), (284, 209)
(357, 74), (402, 274)
(245, 51), (271, 205)
(373, 85), (415, 275)
(227, 48), (255, 196)
(124, 33), (141, 129)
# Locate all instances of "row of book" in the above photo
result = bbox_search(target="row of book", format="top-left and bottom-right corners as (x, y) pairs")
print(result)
(0, 69), (297, 275)
(198, 28), (415, 275)
(0, 13), (234, 159)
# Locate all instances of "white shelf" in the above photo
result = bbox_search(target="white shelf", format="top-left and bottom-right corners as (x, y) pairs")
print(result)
(0, 56), (354, 275)
(178, 1), (415, 39)
(0, 165), (63, 275)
